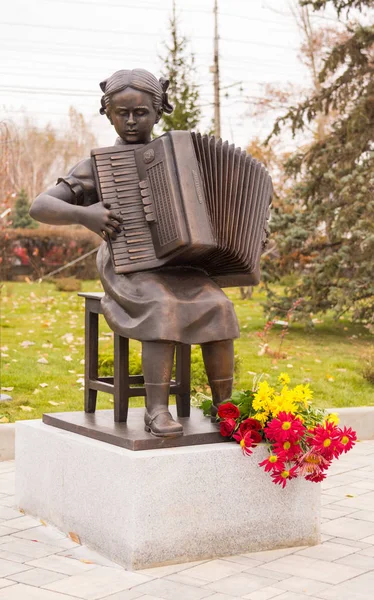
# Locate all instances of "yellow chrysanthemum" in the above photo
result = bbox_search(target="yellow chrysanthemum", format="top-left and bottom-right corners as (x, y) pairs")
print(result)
(292, 384), (313, 407)
(253, 380), (275, 412)
(278, 372), (290, 386)
(324, 413), (340, 426)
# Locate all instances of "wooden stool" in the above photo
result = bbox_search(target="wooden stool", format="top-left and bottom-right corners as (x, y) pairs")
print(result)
(79, 293), (191, 423)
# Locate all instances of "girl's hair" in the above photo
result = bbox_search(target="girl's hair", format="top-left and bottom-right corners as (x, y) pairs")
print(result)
(99, 69), (173, 116)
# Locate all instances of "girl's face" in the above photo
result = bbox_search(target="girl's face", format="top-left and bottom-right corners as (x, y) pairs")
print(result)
(107, 87), (159, 144)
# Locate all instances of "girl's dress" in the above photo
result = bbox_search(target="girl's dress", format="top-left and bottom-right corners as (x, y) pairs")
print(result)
(58, 139), (240, 344)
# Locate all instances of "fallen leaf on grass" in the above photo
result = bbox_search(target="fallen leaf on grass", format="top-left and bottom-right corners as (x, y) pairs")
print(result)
(20, 406), (34, 412)
(0, 417), (9, 423)
(69, 531), (81, 544)
(33, 389), (40, 395)
(20, 341), (35, 348)
(1, 387), (13, 392)
(39, 383), (48, 388)
(64, 356), (73, 362)
(37, 358), (49, 364)
(48, 401), (65, 406)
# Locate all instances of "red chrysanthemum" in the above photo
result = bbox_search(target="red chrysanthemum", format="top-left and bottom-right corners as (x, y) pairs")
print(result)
(232, 430), (254, 456)
(265, 412), (306, 443)
(337, 426), (357, 454)
(217, 402), (240, 420)
(239, 418), (262, 434)
(272, 440), (302, 461)
(259, 454), (285, 473)
(311, 423), (342, 460)
(296, 449), (331, 480)
(219, 418), (236, 438)
(305, 471), (327, 483)
(271, 465), (298, 488)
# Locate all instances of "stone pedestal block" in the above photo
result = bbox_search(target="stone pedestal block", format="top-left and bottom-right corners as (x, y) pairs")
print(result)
(15, 419), (320, 570)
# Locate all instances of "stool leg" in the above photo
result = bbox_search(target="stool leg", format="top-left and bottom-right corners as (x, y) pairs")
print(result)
(84, 307), (98, 414)
(175, 343), (191, 418)
(114, 334), (129, 422)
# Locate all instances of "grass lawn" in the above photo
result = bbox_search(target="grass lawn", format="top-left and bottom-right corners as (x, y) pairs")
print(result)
(0, 281), (373, 423)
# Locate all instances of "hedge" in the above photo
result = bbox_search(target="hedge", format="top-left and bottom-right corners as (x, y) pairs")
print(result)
(0, 226), (101, 281)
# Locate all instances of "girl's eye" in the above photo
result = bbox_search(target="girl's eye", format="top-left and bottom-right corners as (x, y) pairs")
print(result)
(136, 111), (146, 116)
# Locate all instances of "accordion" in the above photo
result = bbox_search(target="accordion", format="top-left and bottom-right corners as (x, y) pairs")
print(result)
(91, 131), (272, 287)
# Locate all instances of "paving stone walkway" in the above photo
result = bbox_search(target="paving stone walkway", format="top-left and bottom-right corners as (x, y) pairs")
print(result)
(0, 441), (374, 599)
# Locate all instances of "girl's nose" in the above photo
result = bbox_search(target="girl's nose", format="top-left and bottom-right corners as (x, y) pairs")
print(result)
(127, 113), (136, 125)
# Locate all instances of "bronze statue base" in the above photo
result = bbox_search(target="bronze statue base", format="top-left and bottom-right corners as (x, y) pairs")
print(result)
(42, 406), (228, 451)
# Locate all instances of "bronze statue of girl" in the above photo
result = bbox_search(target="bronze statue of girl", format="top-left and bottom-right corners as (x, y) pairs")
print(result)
(31, 68), (239, 438)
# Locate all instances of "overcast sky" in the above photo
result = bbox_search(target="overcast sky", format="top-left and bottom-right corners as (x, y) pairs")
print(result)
(1, 0), (346, 148)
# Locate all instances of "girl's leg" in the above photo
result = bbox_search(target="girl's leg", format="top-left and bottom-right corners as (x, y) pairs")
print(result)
(201, 339), (234, 419)
(142, 340), (183, 437)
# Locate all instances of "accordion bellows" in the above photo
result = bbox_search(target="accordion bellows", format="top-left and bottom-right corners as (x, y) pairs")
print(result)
(91, 131), (272, 287)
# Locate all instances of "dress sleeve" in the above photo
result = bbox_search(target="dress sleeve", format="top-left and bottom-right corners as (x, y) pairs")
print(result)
(57, 158), (98, 206)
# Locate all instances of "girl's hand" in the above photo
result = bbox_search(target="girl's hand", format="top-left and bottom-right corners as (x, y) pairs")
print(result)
(79, 203), (122, 240)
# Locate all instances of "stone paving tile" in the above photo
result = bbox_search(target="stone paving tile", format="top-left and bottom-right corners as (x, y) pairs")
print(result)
(0, 550), (29, 563)
(197, 595), (240, 600)
(294, 541), (359, 561)
(244, 567), (292, 582)
(44, 566), (152, 600)
(0, 506), (22, 520)
(0, 539), (62, 560)
(3, 515), (42, 531)
(314, 569), (374, 599)
(0, 557), (32, 577)
(13, 524), (80, 548)
(267, 594), (322, 600)
(349, 509), (374, 522)
(327, 536), (373, 549)
(0, 525), (17, 537)
(99, 590), (154, 600)
(204, 573), (277, 596)
(333, 491), (374, 511)
(58, 544), (124, 568)
(334, 551), (374, 571)
(243, 587), (285, 600)
(321, 515), (374, 540)
(7, 566), (68, 587)
(181, 558), (248, 582)
(261, 554), (365, 585)
(166, 572), (215, 588)
(26, 554), (99, 575)
(0, 583), (79, 599)
(242, 548), (305, 563)
(221, 555), (263, 568)
(138, 560), (208, 578)
(113, 577), (213, 600)
(320, 507), (357, 520)
(274, 576), (334, 596)
(0, 578), (16, 589)
(0, 496), (17, 508)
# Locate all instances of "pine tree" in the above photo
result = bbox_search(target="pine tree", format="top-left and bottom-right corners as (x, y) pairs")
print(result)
(160, 0), (201, 132)
(266, 0), (374, 325)
(12, 189), (38, 229)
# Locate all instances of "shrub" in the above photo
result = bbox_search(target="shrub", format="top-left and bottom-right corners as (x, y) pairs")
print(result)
(54, 277), (82, 292)
(98, 344), (241, 392)
(362, 352), (374, 385)
(0, 226), (100, 281)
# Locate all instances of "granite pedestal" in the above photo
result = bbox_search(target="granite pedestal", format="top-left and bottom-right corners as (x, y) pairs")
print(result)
(15, 417), (321, 570)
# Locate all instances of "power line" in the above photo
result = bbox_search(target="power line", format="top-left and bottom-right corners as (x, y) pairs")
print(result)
(46, 0), (297, 30)
(0, 22), (299, 51)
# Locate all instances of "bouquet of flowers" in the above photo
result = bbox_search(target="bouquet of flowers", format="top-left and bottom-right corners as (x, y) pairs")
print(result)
(198, 373), (357, 488)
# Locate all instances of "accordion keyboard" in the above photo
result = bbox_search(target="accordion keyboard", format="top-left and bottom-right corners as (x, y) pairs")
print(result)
(93, 148), (157, 270)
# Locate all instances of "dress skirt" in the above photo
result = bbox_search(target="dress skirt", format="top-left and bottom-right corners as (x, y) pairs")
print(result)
(97, 244), (240, 343)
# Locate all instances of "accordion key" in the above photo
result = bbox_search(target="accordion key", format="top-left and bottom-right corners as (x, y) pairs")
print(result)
(91, 131), (272, 286)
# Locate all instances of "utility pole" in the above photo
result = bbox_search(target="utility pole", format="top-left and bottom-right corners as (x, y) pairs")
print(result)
(213, 0), (221, 138)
